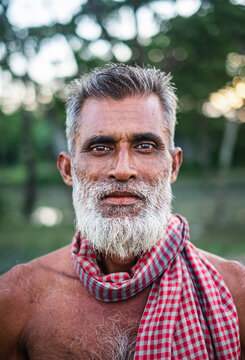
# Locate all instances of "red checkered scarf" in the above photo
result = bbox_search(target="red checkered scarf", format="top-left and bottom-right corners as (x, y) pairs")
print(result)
(71, 214), (240, 359)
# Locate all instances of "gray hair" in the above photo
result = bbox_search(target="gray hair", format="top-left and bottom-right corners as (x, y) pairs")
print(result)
(65, 63), (177, 156)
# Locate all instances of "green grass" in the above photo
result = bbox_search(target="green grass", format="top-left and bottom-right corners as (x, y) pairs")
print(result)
(1, 170), (245, 274)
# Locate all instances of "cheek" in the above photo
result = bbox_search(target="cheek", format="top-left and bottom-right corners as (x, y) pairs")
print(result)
(72, 156), (89, 179)
(145, 167), (171, 184)
(73, 156), (107, 182)
(138, 155), (172, 182)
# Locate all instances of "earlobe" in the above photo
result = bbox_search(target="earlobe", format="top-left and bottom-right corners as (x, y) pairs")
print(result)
(170, 147), (182, 184)
(57, 152), (73, 186)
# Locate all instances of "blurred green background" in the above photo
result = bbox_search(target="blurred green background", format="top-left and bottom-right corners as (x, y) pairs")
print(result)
(0, 0), (245, 274)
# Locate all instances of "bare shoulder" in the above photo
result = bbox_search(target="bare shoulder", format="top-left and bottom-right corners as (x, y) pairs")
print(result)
(31, 244), (74, 275)
(0, 244), (75, 308)
(0, 261), (33, 313)
(0, 262), (33, 358)
(0, 245), (74, 359)
(199, 249), (245, 354)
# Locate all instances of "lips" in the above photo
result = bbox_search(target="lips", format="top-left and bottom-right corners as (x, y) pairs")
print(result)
(102, 191), (142, 205)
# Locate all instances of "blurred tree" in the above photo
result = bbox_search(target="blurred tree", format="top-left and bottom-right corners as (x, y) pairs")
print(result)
(0, 0), (38, 217)
(0, 0), (76, 216)
(149, 0), (245, 171)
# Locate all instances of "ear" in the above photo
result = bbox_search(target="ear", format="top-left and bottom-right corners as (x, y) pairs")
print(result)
(57, 151), (73, 186)
(170, 147), (182, 184)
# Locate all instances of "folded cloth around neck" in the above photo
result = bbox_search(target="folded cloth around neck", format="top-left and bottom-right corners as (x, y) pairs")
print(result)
(71, 214), (240, 359)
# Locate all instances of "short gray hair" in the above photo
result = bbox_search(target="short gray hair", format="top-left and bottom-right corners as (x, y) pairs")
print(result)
(65, 64), (177, 156)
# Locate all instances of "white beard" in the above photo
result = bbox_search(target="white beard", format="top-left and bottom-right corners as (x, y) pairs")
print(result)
(72, 168), (173, 260)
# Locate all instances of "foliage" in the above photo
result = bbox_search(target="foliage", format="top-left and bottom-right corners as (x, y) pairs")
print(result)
(0, 110), (21, 164)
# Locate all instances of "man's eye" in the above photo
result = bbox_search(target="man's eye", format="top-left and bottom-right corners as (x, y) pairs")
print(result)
(91, 145), (111, 152)
(136, 143), (155, 151)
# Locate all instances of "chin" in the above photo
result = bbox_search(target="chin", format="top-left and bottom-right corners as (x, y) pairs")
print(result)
(98, 203), (144, 218)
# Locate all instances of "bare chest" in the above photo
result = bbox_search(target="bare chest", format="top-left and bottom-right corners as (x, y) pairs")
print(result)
(23, 282), (151, 360)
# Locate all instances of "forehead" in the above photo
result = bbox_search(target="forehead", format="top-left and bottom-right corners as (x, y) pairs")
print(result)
(76, 95), (169, 143)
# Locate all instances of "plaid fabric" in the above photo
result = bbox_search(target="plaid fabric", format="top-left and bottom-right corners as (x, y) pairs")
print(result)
(71, 214), (240, 359)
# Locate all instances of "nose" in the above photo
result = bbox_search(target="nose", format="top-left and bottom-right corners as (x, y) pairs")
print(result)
(108, 149), (138, 181)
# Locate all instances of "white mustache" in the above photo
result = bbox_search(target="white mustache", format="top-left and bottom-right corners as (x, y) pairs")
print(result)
(79, 178), (165, 202)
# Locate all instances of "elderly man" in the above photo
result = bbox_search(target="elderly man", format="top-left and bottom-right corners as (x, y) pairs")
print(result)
(0, 64), (244, 359)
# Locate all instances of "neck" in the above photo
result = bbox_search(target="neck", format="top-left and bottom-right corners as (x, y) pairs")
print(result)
(100, 254), (138, 274)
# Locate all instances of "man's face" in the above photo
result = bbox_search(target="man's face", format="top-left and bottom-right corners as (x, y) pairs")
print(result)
(73, 94), (172, 208)
(69, 95), (180, 259)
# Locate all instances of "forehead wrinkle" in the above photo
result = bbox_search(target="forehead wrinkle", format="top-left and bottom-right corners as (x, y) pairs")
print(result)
(75, 95), (170, 149)
(78, 94), (166, 122)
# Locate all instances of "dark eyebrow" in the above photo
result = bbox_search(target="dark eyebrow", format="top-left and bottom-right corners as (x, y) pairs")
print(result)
(81, 132), (165, 150)
(131, 132), (164, 145)
(82, 135), (115, 149)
